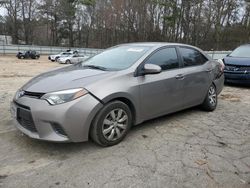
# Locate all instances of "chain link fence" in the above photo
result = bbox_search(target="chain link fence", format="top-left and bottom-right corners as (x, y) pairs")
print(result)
(0, 44), (103, 57)
(206, 51), (231, 60)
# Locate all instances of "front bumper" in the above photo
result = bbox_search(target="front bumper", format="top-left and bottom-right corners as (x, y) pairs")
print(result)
(224, 71), (250, 84)
(11, 94), (103, 142)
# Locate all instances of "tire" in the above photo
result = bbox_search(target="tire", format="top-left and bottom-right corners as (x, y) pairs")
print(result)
(66, 60), (71, 64)
(90, 101), (132, 147)
(201, 84), (217, 111)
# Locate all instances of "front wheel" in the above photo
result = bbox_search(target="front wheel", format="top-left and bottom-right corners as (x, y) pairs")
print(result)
(201, 84), (217, 111)
(90, 101), (132, 147)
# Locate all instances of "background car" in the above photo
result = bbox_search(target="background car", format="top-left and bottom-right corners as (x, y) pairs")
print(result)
(11, 43), (224, 147)
(48, 50), (78, 62)
(223, 44), (250, 84)
(57, 54), (89, 64)
(16, 51), (40, 59)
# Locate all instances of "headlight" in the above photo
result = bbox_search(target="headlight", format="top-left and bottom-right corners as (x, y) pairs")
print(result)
(41, 88), (88, 105)
(14, 89), (25, 100)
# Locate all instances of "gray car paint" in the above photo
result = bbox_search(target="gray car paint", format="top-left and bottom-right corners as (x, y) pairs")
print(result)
(12, 42), (224, 142)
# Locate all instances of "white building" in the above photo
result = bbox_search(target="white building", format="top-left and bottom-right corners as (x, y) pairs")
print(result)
(0, 35), (12, 45)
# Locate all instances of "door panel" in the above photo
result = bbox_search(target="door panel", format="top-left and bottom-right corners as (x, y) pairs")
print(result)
(137, 47), (183, 120)
(138, 70), (183, 119)
(71, 57), (77, 64)
(178, 47), (212, 108)
(180, 65), (211, 108)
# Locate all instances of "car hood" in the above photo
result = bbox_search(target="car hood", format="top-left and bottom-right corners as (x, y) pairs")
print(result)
(22, 65), (115, 93)
(224, 57), (250, 66)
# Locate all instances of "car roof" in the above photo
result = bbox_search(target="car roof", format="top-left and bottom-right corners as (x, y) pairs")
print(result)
(118, 42), (211, 60)
(120, 42), (198, 48)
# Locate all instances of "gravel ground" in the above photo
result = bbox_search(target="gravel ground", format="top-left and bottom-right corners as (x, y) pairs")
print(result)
(0, 55), (249, 188)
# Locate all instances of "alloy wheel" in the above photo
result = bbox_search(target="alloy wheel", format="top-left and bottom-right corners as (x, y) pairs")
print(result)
(208, 86), (217, 106)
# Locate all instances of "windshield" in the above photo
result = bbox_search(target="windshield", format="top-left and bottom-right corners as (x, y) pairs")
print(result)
(81, 46), (150, 70)
(229, 45), (250, 58)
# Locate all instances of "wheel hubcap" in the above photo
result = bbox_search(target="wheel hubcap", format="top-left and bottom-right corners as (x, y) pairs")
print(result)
(208, 86), (217, 106)
(102, 109), (128, 141)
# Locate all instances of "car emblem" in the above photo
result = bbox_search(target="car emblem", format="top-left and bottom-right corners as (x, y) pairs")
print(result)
(233, 67), (239, 71)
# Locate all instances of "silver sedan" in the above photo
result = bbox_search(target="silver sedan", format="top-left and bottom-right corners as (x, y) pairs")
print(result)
(11, 43), (224, 146)
(57, 54), (89, 64)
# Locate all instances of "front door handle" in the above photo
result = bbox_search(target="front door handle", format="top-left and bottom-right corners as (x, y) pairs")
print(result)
(175, 74), (185, 80)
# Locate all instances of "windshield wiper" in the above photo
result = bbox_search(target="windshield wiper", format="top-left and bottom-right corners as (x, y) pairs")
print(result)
(83, 65), (108, 71)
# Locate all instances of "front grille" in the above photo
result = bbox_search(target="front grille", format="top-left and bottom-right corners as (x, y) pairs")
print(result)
(225, 65), (250, 72)
(23, 91), (44, 99)
(237, 66), (250, 71)
(17, 107), (37, 133)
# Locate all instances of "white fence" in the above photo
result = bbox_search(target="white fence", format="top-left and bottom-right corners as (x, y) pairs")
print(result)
(0, 44), (231, 60)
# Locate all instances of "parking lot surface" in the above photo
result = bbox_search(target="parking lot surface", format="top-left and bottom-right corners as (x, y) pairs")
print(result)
(0, 56), (249, 188)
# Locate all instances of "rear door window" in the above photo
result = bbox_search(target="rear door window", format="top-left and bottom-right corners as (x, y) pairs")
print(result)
(179, 47), (208, 67)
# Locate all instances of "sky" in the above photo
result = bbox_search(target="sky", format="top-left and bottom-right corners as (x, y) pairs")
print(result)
(0, 7), (6, 16)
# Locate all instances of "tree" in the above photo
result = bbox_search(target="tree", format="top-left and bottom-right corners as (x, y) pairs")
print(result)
(0, 0), (249, 50)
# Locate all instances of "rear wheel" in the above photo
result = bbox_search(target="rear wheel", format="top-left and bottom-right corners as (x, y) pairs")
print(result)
(66, 60), (71, 64)
(202, 84), (217, 111)
(90, 101), (132, 147)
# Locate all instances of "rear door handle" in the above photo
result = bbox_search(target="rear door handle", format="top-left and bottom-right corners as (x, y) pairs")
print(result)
(175, 74), (185, 80)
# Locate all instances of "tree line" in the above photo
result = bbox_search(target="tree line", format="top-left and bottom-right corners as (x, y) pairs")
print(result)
(0, 0), (250, 50)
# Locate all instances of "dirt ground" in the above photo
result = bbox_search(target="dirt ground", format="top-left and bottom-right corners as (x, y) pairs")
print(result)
(0, 55), (249, 188)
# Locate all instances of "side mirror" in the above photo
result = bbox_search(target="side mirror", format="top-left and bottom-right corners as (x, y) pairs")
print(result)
(142, 64), (162, 75)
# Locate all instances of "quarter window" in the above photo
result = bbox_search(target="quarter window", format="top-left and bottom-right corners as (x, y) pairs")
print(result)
(145, 48), (179, 71)
(179, 47), (208, 67)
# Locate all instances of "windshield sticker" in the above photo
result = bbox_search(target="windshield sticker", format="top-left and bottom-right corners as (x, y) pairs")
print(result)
(127, 48), (144, 52)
